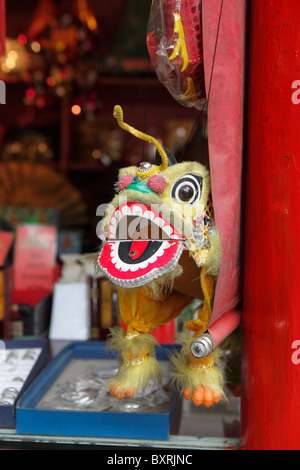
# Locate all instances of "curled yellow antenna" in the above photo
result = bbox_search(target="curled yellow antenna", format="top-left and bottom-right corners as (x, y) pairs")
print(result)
(113, 105), (169, 178)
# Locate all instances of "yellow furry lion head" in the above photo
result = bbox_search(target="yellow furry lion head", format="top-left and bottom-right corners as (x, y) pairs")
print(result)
(98, 106), (221, 303)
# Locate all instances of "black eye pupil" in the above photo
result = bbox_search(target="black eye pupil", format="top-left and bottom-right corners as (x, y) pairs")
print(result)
(178, 185), (194, 201)
(171, 174), (203, 205)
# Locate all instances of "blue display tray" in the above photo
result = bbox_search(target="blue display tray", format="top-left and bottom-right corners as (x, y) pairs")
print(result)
(0, 339), (48, 428)
(16, 341), (180, 440)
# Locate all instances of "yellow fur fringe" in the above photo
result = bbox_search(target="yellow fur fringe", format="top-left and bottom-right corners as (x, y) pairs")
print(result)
(107, 357), (162, 395)
(143, 264), (183, 300)
(107, 326), (159, 353)
(170, 333), (226, 400)
(106, 326), (162, 394)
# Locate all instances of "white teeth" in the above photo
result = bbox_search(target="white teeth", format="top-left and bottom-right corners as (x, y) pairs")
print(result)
(109, 226), (116, 237)
(110, 217), (117, 227)
(108, 238), (173, 273)
(120, 264), (130, 272)
(154, 217), (165, 228)
(163, 226), (173, 237)
(111, 256), (119, 265)
(121, 206), (131, 216)
(128, 265), (140, 272)
(162, 242), (173, 256)
(139, 260), (150, 269)
(99, 241), (184, 289)
(131, 205), (143, 217)
(115, 210), (122, 220)
(108, 204), (181, 243)
(143, 210), (155, 221)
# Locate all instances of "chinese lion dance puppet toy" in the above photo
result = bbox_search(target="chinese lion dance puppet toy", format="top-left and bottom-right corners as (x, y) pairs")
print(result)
(97, 0), (242, 408)
(97, 106), (224, 408)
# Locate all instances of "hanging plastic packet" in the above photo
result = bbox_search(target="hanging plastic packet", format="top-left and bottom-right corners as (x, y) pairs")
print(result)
(147, 0), (206, 110)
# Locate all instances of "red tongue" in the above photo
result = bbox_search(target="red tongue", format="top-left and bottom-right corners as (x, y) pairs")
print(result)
(128, 240), (149, 260)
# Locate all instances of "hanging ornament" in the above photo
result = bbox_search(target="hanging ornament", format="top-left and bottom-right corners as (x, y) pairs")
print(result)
(147, 0), (205, 110)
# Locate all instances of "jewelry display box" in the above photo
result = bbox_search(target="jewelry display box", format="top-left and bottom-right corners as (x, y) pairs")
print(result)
(16, 341), (181, 440)
(0, 339), (48, 428)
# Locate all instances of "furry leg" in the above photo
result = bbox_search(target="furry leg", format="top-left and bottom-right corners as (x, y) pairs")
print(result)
(107, 326), (162, 399)
(170, 333), (226, 407)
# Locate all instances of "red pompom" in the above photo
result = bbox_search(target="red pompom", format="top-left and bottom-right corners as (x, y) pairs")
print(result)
(117, 175), (134, 191)
(147, 175), (167, 194)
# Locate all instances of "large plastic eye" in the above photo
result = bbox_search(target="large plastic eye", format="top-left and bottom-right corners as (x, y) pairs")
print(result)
(171, 174), (203, 205)
(178, 184), (195, 201)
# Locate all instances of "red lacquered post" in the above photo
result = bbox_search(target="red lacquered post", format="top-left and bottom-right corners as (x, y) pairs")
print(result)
(241, 0), (300, 450)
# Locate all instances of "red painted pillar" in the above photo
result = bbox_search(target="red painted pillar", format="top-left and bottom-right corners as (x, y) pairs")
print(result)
(241, 1), (300, 450)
